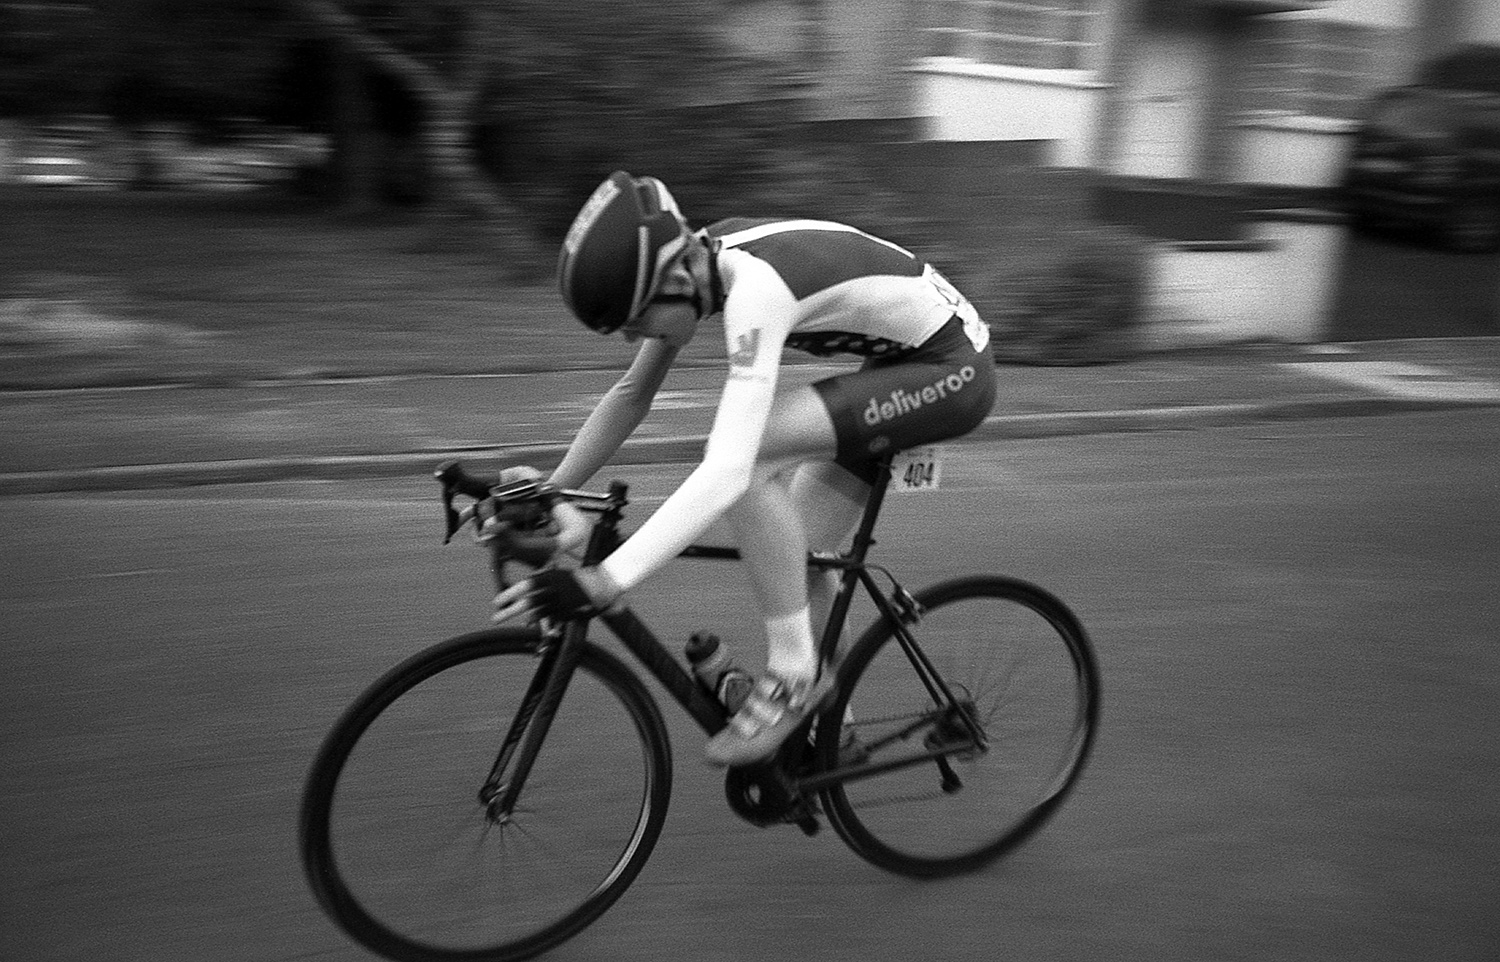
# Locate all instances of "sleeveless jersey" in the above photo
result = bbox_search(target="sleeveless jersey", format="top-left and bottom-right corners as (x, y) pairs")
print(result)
(704, 218), (987, 358)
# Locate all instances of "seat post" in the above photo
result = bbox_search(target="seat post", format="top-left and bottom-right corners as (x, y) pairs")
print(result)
(843, 454), (895, 563)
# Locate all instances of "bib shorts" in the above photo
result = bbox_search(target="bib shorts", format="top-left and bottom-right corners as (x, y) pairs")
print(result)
(810, 315), (998, 484)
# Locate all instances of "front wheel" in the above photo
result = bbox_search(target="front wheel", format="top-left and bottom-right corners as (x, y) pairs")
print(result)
(300, 628), (673, 962)
(817, 576), (1100, 877)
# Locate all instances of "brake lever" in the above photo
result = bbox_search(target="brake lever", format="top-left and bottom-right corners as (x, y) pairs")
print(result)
(440, 482), (461, 544)
(435, 460), (498, 544)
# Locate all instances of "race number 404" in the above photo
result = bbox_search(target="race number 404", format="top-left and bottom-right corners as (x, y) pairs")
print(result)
(891, 446), (942, 493)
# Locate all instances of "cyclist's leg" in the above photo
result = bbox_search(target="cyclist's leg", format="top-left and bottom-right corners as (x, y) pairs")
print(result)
(723, 385), (840, 685)
(791, 459), (870, 552)
(707, 388), (845, 765)
(785, 316), (999, 655)
(726, 453), (869, 682)
(712, 323), (996, 762)
(727, 315), (999, 681)
(788, 460), (870, 658)
(788, 461), (870, 740)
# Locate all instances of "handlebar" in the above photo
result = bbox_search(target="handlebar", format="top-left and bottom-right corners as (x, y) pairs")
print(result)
(433, 459), (627, 545)
(435, 459), (749, 600)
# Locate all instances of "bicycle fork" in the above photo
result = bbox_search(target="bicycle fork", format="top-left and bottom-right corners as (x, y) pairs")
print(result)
(477, 621), (588, 823)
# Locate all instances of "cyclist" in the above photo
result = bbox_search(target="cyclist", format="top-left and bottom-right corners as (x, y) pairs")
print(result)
(492, 170), (997, 766)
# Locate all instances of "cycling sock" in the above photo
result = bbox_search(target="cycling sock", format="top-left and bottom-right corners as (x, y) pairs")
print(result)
(764, 606), (818, 684)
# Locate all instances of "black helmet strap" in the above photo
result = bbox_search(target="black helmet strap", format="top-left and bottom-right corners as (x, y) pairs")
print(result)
(702, 234), (727, 317)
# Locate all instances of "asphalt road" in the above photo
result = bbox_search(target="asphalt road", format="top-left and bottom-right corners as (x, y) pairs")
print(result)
(2, 410), (1497, 962)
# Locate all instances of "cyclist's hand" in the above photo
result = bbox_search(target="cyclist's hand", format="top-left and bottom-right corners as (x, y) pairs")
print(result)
(479, 466), (558, 566)
(503, 465), (591, 556)
(492, 566), (623, 624)
(480, 513), (559, 567)
(500, 465), (542, 483)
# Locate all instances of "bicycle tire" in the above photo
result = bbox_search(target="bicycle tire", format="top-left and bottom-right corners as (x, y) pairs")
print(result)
(300, 627), (673, 962)
(817, 575), (1100, 878)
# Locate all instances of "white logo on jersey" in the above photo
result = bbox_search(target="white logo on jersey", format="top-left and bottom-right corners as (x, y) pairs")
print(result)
(863, 365), (977, 426)
(729, 329), (761, 367)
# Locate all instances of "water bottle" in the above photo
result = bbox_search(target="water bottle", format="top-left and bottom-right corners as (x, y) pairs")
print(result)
(684, 632), (753, 715)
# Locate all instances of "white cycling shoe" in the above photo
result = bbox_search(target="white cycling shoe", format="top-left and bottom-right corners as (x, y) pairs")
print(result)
(704, 671), (837, 767)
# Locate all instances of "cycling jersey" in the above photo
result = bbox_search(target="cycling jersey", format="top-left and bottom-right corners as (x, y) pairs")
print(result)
(704, 218), (991, 359)
(595, 218), (996, 595)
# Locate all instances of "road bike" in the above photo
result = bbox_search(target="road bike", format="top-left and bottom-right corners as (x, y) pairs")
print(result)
(299, 451), (1101, 962)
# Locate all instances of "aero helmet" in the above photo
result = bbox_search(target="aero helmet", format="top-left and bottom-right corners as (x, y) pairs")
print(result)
(557, 171), (691, 333)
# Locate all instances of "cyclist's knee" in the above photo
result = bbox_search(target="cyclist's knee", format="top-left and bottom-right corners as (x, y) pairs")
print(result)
(791, 461), (868, 551)
(758, 388), (838, 464)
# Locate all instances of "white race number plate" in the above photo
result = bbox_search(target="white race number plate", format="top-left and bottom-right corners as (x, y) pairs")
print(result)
(891, 446), (942, 493)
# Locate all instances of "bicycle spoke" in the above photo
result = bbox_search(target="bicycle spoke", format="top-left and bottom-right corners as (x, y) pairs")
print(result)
(819, 577), (1099, 877)
(302, 632), (671, 962)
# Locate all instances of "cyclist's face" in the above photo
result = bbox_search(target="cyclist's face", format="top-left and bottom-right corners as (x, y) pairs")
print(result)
(623, 258), (700, 348)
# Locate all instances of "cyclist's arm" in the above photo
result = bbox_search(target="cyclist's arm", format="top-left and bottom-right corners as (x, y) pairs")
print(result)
(598, 254), (795, 593)
(548, 337), (678, 490)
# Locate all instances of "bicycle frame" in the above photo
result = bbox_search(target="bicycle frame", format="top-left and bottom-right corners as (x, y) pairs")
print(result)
(469, 454), (983, 822)
(303, 457), (1100, 962)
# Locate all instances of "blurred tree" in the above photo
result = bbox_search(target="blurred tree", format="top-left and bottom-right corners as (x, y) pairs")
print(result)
(104, 0), (298, 188)
(0, 0), (301, 185)
(471, 0), (826, 238)
(1, 1), (919, 275)
(292, 0), (537, 264)
(293, 0), (832, 265)
(0, 1), (98, 118)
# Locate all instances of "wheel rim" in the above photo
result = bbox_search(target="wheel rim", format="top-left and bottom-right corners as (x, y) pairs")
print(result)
(306, 643), (666, 961)
(822, 581), (1097, 873)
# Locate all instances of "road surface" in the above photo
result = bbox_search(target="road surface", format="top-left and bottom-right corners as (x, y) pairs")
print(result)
(2, 410), (1496, 962)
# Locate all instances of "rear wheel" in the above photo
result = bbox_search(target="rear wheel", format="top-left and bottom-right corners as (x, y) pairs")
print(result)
(817, 576), (1100, 877)
(300, 628), (672, 962)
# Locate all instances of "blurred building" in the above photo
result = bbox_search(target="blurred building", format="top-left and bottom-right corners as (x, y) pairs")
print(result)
(715, 0), (1497, 346)
(725, 0), (1500, 192)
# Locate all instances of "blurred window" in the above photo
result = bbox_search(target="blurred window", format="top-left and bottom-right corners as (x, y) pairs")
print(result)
(921, 0), (1098, 71)
(1243, 15), (1401, 122)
